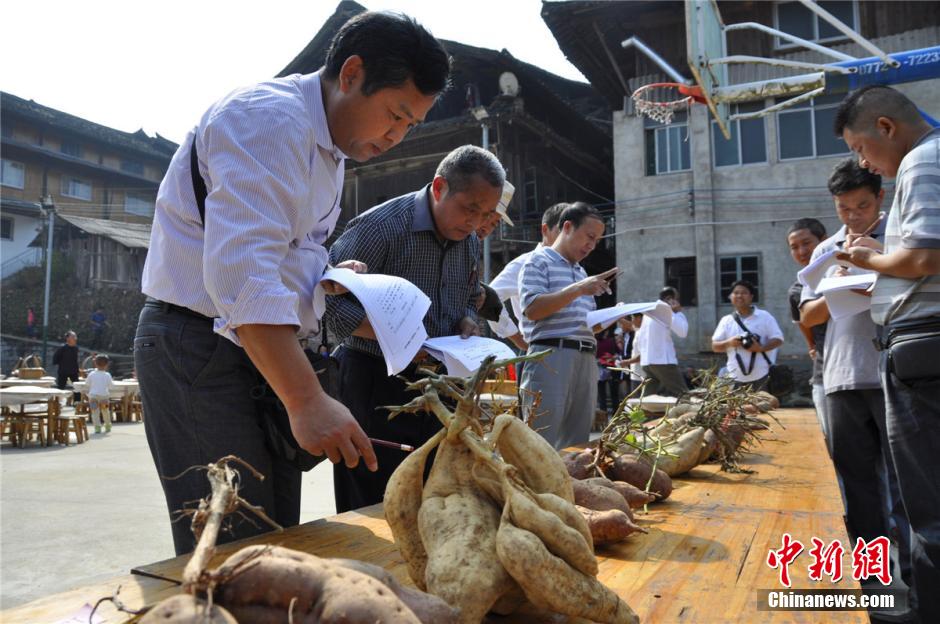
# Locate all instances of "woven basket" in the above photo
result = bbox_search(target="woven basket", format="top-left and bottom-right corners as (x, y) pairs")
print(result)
(15, 354), (46, 379)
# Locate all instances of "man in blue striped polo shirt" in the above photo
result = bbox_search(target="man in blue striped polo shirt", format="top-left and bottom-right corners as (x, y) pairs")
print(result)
(519, 202), (618, 449)
(835, 85), (940, 621)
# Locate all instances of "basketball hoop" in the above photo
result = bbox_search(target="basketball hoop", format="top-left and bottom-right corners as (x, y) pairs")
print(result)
(631, 82), (706, 125)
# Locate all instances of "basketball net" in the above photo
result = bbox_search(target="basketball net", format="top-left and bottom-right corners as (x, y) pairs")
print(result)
(631, 82), (706, 125)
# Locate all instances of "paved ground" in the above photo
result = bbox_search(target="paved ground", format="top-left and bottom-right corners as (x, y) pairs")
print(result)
(0, 420), (337, 610)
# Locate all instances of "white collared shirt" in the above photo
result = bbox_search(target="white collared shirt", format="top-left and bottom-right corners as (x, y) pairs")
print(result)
(486, 243), (541, 338)
(142, 72), (344, 344)
(642, 310), (688, 365)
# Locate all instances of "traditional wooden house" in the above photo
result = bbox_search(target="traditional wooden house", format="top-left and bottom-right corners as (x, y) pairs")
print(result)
(280, 0), (617, 279)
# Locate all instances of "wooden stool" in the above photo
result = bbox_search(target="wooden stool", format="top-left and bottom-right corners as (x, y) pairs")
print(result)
(15, 415), (46, 447)
(56, 415), (87, 445)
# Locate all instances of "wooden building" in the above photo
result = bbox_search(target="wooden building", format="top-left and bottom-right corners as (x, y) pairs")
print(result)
(280, 0), (617, 277)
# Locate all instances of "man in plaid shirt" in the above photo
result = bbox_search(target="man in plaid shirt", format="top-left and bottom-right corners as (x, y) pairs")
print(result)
(326, 145), (509, 511)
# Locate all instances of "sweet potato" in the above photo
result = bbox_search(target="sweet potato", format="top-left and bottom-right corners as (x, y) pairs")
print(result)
(604, 454), (673, 500)
(214, 546), (422, 624)
(492, 414), (575, 503)
(496, 513), (639, 624)
(643, 427), (707, 477)
(698, 429), (719, 464)
(580, 477), (657, 509)
(139, 594), (237, 624)
(331, 558), (460, 624)
(665, 402), (699, 420)
(563, 448), (597, 480)
(572, 479), (633, 518)
(576, 505), (647, 545)
(419, 439), (516, 623)
(505, 482), (597, 576)
(384, 429), (445, 590)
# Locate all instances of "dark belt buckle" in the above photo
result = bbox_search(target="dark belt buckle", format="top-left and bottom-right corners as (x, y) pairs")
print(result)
(578, 339), (593, 353)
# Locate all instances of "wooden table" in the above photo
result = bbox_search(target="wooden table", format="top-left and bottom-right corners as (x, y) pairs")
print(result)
(0, 385), (71, 447)
(2, 408), (865, 623)
(72, 379), (140, 420)
(0, 376), (56, 388)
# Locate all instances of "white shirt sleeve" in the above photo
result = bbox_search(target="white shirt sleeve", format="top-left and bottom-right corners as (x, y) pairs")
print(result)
(489, 254), (524, 302)
(488, 307), (520, 338)
(200, 106), (312, 343)
(670, 311), (689, 338)
(712, 316), (734, 343)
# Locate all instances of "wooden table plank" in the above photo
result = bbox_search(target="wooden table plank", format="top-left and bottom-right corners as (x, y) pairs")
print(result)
(3, 408), (867, 623)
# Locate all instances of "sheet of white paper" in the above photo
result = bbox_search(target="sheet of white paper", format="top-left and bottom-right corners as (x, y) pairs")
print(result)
(314, 268), (431, 375)
(816, 273), (876, 320)
(587, 300), (672, 331)
(797, 249), (844, 290)
(423, 335), (517, 378)
(53, 604), (104, 624)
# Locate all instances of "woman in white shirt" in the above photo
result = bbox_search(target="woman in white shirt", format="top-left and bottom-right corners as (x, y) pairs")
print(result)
(711, 280), (784, 390)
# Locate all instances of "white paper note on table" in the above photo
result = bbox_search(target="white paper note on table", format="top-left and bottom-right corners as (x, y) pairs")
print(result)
(797, 249), (843, 290)
(423, 335), (517, 378)
(816, 273), (876, 320)
(587, 300), (673, 331)
(313, 268), (431, 375)
(53, 604), (104, 624)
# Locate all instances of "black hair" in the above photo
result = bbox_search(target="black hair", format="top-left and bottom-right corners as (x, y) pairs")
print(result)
(94, 354), (110, 366)
(787, 217), (827, 241)
(659, 286), (678, 301)
(558, 202), (604, 230)
(833, 85), (922, 136)
(827, 157), (882, 197)
(324, 11), (451, 96)
(65, 330), (77, 339)
(435, 145), (505, 193)
(730, 280), (756, 296)
(542, 202), (568, 229)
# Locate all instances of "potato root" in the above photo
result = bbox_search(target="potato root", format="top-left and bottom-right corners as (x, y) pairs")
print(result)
(572, 479), (633, 518)
(563, 448), (597, 480)
(576, 505), (647, 545)
(604, 454), (673, 500)
(580, 477), (657, 509)
(492, 414), (575, 503)
(641, 427), (707, 477)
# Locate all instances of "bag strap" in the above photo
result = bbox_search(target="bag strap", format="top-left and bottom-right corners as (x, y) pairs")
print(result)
(732, 312), (773, 368)
(190, 136), (208, 227)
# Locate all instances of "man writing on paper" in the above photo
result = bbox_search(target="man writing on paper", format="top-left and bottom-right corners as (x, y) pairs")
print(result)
(135, 11), (450, 554)
(518, 202), (618, 449)
(834, 85), (940, 621)
(486, 202), (567, 350)
(799, 159), (910, 593)
(637, 286), (689, 397)
(326, 145), (508, 512)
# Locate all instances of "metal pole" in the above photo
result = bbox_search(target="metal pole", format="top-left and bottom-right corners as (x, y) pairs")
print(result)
(482, 123), (491, 284)
(40, 198), (55, 366)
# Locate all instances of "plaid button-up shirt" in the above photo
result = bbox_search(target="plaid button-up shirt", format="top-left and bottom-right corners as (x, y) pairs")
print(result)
(326, 185), (481, 358)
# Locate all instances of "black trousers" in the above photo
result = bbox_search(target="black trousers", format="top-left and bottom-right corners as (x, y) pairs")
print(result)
(134, 304), (301, 555)
(826, 389), (911, 578)
(882, 346), (940, 621)
(333, 348), (442, 513)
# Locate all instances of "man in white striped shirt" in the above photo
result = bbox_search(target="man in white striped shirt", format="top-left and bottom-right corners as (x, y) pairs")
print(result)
(519, 202), (619, 448)
(136, 11), (451, 555)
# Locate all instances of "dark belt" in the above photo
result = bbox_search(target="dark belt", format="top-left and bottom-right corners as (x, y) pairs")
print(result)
(144, 297), (216, 322)
(532, 338), (596, 354)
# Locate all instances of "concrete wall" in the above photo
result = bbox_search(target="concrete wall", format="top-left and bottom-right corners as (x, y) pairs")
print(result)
(613, 79), (940, 356)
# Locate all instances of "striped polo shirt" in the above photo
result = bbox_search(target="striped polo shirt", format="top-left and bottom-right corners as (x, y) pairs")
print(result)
(518, 246), (596, 344)
(871, 127), (940, 326)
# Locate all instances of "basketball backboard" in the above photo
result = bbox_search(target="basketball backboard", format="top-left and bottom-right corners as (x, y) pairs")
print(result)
(685, 0), (731, 139)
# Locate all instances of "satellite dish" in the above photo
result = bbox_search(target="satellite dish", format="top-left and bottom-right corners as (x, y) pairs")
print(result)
(499, 72), (520, 97)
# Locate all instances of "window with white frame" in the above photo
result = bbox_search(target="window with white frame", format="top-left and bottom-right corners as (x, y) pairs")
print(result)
(774, 0), (857, 49)
(712, 102), (768, 167)
(645, 111), (691, 176)
(719, 255), (761, 302)
(1, 217), (13, 240)
(777, 93), (849, 160)
(124, 194), (155, 217)
(1, 159), (25, 189)
(61, 176), (92, 201)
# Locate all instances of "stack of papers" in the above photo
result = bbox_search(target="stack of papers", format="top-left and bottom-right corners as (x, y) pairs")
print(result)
(313, 268), (431, 375)
(587, 300), (673, 331)
(797, 249), (842, 290)
(423, 335), (517, 378)
(816, 273), (876, 320)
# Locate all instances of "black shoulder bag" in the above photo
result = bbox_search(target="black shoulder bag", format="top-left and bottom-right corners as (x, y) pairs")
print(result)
(190, 138), (331, 471)
(732, 312), (793, 398)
